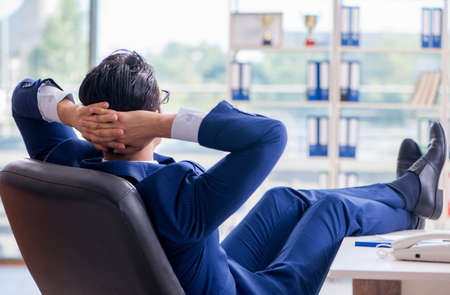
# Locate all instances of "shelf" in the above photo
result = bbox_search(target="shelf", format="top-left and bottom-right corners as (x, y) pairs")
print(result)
(230, 100), (441, 111)
(340, 47), (443, 55)
(340, 102), (440, 111)
(231, 100), (329, 108)
(231, 46), (330, 53)
(231, 46), (443, 55)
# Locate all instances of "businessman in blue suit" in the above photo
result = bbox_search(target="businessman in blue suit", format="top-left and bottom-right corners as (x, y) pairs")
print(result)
(12, 50), (446, 295)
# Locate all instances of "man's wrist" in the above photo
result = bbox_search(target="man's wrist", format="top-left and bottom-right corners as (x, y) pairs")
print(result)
(155, 113), (176, 138)
(57, 98), (78, 127)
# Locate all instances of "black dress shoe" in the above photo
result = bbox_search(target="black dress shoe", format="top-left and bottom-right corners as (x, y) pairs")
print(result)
(408, 122), (447, 220)
(396, 138), (425, 229)
(397, 138), (422, 178)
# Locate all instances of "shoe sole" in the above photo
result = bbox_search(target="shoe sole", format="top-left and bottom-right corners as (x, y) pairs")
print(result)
(430, 189), (443, 220)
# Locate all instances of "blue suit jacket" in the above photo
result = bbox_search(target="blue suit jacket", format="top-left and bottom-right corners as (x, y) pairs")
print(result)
(12, 78), (287, 295)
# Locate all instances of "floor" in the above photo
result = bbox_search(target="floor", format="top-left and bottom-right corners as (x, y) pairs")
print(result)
(0, 266), (351, 294)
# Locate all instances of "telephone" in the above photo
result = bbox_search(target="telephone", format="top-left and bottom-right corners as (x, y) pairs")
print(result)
(392, 232), (450, 263)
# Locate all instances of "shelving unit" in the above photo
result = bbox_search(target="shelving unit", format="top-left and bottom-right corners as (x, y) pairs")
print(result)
(227, 0), (450, 222)
(340, 46), (443, 55)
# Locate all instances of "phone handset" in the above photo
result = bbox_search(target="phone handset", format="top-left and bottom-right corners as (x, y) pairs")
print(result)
(392, 232), (450, 263)
(392, 232), (450, 250)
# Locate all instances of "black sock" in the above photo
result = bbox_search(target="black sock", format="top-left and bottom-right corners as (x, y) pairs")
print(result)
(386, 172), (421, 212)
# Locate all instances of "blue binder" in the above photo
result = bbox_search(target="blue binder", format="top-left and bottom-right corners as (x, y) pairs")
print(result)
(231, 62), (251, 100)
(350, 7), (360, 46)
(319, 61), (329, 101)
(307, 61), (319, 101)
(348, 62), (360, 102)
(308, 116), (328, 157)
(340, 61), (350, 101)
(422, 8), (432, 48)
(432, 8), (442, 48)
(339, 117), (358, 158)
(341, 6), (351, 46)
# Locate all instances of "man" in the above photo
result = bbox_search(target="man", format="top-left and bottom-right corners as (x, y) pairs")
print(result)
(12, 50), (446, 295)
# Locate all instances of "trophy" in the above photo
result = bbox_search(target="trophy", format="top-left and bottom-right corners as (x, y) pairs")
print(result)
(262, 15), (273, 46)
(304, 14), (318, 46)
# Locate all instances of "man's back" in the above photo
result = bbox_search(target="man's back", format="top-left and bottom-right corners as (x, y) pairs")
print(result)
(42, 139), (235, 295)
(12, 77), (287, 294)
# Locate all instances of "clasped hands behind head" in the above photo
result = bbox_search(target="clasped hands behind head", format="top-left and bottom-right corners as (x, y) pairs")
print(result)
(74, 101), (160, 154)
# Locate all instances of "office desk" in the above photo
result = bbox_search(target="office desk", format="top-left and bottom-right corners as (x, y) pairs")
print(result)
(328, 231), (450, 295)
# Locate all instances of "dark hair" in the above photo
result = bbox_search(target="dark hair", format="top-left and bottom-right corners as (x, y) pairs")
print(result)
(79, 49), (160, 111)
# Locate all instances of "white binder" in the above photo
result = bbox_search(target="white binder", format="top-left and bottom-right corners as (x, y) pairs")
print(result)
(340, 61), (350, 100)
(349, 62), (360, 101)
(341, 7), (350, 45)
(319, 62), (329, 100)
(319, 117), (328, 146)
(308, 117), (318, 146)
(230, 62), (251, 100)
(241, 63), (251, 90)
(348, 118), (358, 148)
(350, 7), (360, 46)
(422, 8), (432, 47)
(307, 62), (318, 100)
(339, 118), (348, 147)
(230, 63), (240, 92)
(432, 8), (442, 48)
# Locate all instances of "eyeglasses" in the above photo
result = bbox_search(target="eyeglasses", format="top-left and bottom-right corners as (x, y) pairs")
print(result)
(160, 89), (170, 105)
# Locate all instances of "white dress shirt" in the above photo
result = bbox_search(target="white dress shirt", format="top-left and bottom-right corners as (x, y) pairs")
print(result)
(37, 83), (206, 142)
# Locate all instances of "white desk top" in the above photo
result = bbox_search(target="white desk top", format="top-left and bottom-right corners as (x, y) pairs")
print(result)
(328, 230), (450, 281)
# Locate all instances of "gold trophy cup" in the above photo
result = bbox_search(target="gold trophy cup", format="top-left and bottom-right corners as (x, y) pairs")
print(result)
(262, 15), (273, 46)
(304, 15), (317, 46)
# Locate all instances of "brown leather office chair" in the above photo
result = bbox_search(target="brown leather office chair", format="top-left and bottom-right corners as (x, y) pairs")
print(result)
(0, 159), (185, 295)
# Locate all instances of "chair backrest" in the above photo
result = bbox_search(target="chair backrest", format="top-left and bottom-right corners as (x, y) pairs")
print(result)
(0, 159), (185, 295)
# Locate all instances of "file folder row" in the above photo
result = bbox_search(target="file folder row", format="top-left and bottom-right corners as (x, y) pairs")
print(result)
(341, 6), (360, 46)
(339, 117), (358, 158)
(308, 116), (328, 156)
(338, 172), (358, 188)
(422, 8), (442, 48)
(231, 62), (251, 100)
(307, 61), (329, 101)
(340, 61), (360, 102)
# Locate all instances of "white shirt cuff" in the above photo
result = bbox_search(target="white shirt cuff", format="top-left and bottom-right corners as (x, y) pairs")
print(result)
(170, 107), (207, 142)
(37, 82), (74, 123)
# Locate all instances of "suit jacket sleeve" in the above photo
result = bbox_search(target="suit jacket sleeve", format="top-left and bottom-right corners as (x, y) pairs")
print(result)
(180, 100), (287, 239)
(12, 78), (78, 160)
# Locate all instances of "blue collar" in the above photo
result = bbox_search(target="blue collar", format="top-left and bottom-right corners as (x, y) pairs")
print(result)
(80, 153), (175, 184)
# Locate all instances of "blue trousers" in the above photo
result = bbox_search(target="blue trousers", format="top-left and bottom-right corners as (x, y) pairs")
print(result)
(221, 184), (418, 295)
